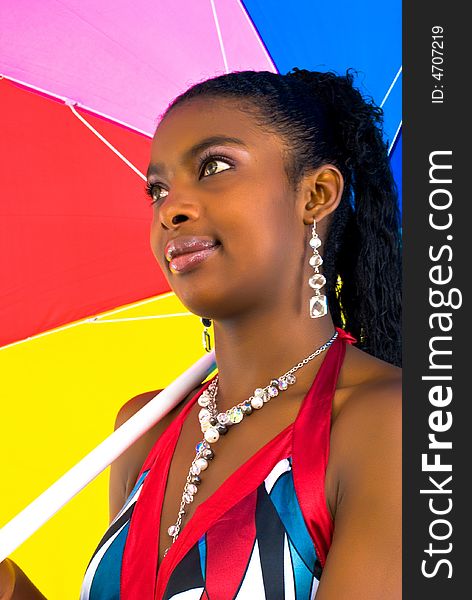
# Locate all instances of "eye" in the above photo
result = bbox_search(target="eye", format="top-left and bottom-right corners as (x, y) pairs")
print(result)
(145, 181), (168, 205)
(144, 153), (233, 207)
(199, 154), (233, 178)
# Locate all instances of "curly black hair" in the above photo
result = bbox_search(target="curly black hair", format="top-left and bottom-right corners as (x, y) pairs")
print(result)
(162, 68), (402, 367)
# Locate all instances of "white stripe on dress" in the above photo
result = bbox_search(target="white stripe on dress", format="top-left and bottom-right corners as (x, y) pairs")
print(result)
(234, 539), (266, 599)
(283, 533), (296, 599)
(80, 521), (128, 600)
(168, 588), (205, 599)
(79, 481), (145, 599)
(264, 458), (291, 493)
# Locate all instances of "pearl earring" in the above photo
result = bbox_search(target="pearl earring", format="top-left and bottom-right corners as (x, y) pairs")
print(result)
(308, 220), (327, 318)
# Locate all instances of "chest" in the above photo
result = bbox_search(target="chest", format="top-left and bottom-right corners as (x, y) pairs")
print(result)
(157, 390), (327, 564)
(158, 394), (303, 561)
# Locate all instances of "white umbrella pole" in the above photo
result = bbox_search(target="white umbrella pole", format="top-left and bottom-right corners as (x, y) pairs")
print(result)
(0, 351), (216, 562)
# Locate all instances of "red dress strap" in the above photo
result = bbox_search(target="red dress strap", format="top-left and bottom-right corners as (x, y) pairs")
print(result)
(292, 326), (356, 566)
(120, 376), (216, 599)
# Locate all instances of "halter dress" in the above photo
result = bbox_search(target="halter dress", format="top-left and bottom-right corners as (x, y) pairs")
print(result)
(80, 326), (356, 599)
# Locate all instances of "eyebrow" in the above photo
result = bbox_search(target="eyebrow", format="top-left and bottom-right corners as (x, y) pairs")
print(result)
(146, 135), (249, 180)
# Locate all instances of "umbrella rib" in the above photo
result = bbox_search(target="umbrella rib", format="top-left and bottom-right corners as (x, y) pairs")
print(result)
(0, 74), (153, 137)
(0, 293), (178, 351)
(92, 313), (193, 323)
(209, 0), (230, 73)
(89, 291), (177, 318)
(388, 120), (402, 156)
(66, 102), (147, 181)
(235, 0), (278, 72)
(380, 65), (402, 109)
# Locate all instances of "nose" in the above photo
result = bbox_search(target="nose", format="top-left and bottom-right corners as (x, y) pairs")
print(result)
(158, 189), (201, 230)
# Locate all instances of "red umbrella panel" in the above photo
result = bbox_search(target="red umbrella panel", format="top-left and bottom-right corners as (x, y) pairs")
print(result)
(0, 78), (169, 348)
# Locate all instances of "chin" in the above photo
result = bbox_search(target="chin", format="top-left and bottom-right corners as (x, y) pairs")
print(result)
(171, 285), (219, 319)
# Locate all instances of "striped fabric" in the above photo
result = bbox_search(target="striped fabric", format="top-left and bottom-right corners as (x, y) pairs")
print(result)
(162, 458), (322, 599)
(80, 470), (150, 600)
(81, 459), (322, 600)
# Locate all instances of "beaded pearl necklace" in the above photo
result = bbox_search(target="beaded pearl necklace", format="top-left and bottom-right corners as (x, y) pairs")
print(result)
(164, 329), (339, 555)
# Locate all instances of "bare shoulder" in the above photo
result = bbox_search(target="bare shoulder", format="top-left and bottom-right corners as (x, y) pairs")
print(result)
(317, 347), (402, 598)
(109, 389), (165, 523)
(114, 389), (166, 429)
(114, 390), (175, 483)
(114, 383), (205, 469)
(333, 344), (401, 423)
(327, 345), (402, 516)
(109, 383), (206, 523)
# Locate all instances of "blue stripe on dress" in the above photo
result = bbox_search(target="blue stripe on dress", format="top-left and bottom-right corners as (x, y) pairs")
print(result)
(198, 534), (207, 579)
(288, 537), (316, 600)
(122, 470), (149, 510)
(81, 470), (150, 600)
(268, 465), (318, 573)
(89, 522), (130, 600)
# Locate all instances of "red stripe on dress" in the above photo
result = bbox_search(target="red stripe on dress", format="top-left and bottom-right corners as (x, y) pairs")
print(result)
(121, 377), (217, 599)
(292, 326), (356, 567)
(204, 491), (257, 598)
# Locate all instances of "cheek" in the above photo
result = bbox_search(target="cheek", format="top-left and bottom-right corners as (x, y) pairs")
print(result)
(245, 188), (297, 249)
(230, 207), (299, 276)
(149, 216), (164, 266)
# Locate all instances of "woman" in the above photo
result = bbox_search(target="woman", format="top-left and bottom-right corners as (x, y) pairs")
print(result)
(1, 68), (402, 599)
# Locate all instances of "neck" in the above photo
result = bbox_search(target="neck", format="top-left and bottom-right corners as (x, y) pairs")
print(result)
(211, 305), (337, 412)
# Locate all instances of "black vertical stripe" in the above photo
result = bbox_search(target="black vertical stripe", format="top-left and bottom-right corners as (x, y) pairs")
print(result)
(163, 541), (205, 599)
(83, 471), (149, 572)
(85, 501), (136, 569)
(255, 485), (286, 598)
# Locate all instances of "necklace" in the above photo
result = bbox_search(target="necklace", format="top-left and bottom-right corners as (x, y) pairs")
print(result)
(164, 329), (339, 555)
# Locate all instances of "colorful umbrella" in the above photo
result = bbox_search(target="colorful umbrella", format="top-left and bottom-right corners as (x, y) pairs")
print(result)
(0, 1), (401, 597)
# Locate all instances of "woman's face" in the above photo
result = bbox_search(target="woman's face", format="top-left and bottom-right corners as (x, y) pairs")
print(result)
(147, 97), (309, 320)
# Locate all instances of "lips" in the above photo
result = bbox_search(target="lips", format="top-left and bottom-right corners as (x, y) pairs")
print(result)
(164, 236), (221, 274)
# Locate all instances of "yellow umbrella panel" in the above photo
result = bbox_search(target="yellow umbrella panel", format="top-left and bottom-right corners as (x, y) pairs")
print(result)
(1, 293), (213, 599)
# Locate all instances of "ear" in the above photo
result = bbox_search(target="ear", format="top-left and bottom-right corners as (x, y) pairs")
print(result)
(300, 165), (344, 225)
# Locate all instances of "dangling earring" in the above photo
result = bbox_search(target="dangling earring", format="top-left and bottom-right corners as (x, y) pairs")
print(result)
(201, 317), (212, 352)
(308, 220), (327, 318)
